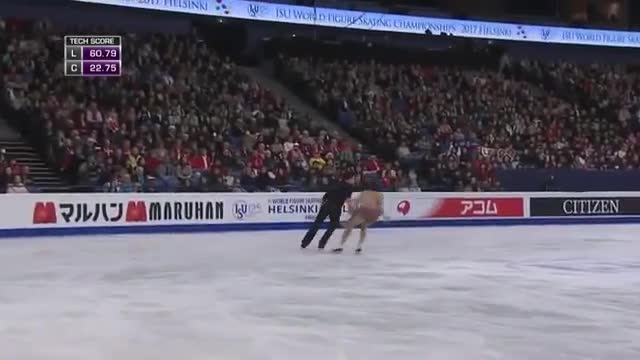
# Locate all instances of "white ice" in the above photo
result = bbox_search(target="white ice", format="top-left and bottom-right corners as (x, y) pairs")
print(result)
(0, 225), (639, 360)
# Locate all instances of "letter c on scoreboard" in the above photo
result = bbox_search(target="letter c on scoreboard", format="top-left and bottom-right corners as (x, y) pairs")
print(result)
(65, 60), (83, 76)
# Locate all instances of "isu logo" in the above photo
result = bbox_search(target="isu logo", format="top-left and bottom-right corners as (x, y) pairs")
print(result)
(233, 200), (261, 220)
(397, 200), (411, 216)
(461, 200), (498, 216)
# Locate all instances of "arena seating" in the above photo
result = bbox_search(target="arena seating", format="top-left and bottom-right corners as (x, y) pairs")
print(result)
(511, 60), (640, 170)
(0, 147), (30, 193)
(3, 18), (640, 193)
(272, 39), (640, 192)
(1, 20), (405, 193)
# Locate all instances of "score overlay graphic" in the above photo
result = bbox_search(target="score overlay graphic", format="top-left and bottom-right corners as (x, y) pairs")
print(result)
(64, 35), (122, 77)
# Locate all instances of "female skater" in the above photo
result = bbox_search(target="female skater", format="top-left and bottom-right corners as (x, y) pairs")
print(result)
(332, 190), (383, 254)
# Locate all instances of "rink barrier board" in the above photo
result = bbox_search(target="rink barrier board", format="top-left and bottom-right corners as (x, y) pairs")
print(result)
(2, 192), (640, 238)
(3, 216), (640, 238)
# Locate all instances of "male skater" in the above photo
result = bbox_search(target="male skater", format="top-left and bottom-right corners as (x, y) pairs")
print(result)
(300, 174), (355, 249)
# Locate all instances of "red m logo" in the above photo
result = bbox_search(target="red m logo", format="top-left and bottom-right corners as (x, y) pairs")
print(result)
(33, 202), (57, 224)
(126, 201), (147, 222)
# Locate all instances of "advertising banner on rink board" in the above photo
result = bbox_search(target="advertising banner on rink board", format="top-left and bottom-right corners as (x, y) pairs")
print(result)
(3, 192), (350, 230)
(229, 193), (350, 222)
(529, 197), (640, 217)
(385, 193), (525, 220)
(9, 192), (640, 232)
(29, 193), (226, 227)
(5, 192), (527, 230)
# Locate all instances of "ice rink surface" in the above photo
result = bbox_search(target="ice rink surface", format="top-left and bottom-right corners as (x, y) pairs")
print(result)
(0, 225), (640, 360)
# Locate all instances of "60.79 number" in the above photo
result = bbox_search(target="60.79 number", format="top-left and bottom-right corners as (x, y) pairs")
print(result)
(88, 49), (118, 59)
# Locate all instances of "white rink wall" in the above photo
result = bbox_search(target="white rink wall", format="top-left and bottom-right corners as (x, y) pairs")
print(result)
(1, 192), (640, 237)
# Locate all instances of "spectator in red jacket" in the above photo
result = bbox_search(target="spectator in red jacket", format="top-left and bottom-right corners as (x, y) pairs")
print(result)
(249, 149), (265, 170)
(363, 155), (381, 175)
(190, 148), (211, 172)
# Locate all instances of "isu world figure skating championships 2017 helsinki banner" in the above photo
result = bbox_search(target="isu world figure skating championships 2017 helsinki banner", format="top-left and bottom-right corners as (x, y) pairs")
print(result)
(2, 192), (640, 237)
(72, 0), (640, 48)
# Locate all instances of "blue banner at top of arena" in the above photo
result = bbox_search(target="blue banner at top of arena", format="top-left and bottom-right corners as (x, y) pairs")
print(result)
(73, 0), (640, 48)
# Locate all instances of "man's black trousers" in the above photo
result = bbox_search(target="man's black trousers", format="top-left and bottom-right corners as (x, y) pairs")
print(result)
(301, 202), (341, 249)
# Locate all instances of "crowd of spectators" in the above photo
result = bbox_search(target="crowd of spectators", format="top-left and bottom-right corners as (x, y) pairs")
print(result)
(0, 147), (30, 193)
(274, 42), (640, 192)
(3, 18), (640, 194)
(512, 60), (640, 169)
(1, 19), (406, 193)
